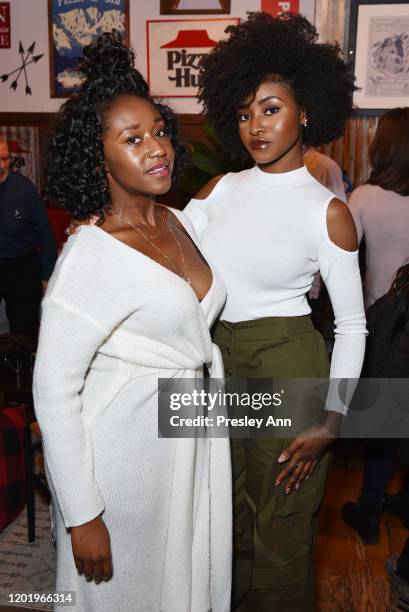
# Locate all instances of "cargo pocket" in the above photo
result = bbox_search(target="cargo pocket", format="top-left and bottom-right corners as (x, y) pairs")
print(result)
(253, 511), (317, 589)
(251, 448), (330, 589)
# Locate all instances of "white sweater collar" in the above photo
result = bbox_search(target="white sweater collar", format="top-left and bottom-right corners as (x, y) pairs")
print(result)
(251, 164), (312, 188)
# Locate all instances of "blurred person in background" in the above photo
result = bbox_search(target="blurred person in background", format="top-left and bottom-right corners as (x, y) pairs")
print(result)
(347, 108), (409, 310)
(0, 134), (57, 343)
(303, 146), (346, 203)
(343, 108), (409, 544)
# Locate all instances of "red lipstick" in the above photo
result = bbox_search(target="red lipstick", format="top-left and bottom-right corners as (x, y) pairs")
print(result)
(249, 139), (270, 150)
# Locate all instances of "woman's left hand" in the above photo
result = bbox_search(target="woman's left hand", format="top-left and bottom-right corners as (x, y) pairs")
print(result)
(275, 425), (335, 493)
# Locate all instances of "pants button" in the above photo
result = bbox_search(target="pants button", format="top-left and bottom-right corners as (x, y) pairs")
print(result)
(226, 347), (232, 356)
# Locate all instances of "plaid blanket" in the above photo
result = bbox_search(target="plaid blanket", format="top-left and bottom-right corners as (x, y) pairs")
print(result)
(0, 405), (27, 532)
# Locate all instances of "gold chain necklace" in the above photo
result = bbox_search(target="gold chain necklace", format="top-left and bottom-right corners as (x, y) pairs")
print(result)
(111, 207), (191, 285)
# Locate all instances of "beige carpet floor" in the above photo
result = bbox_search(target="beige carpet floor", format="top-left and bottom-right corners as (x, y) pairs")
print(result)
(0, 495), (55, 610)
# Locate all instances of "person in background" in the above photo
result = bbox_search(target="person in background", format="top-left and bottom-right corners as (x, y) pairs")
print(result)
(348, 107), (409, 310)
(0, 134), (57, 342)
(387, 536), (409, 609)
(342, 107), (409, 543)
(303, 146), (346, 202)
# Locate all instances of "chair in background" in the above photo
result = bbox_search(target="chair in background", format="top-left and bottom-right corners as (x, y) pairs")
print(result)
(0, 404), (35, 542)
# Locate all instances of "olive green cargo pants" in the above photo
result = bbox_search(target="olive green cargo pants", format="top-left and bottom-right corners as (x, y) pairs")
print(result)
(213, 316), (331, 612)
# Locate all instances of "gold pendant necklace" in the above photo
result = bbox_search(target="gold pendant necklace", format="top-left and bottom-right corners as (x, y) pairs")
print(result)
(111, 207), (191, 285)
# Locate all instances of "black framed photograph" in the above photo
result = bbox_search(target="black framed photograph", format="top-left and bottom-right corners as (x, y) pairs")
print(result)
(348, 0), (409, 116)
(48, 0), (130, 98)
(160, 0), (231, 15)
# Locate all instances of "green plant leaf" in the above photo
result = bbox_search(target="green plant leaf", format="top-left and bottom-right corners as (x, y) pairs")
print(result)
(179, 168), (212, 195)
(203, 123), (222, 147)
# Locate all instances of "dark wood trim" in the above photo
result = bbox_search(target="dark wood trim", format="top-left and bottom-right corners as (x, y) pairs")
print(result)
(160, 0), (231, 14)
(178, 113), (205, 125)
(0, 112), (204, 127)
(0, 112), (56, 126)
(124, 0), (130, 47)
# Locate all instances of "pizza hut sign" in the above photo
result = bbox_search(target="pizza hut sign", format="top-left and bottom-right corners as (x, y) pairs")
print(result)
(147, 18), (239, 97)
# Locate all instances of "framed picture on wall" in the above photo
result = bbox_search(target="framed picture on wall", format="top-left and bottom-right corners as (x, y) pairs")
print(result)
(147, 18), (239, 97)
(348, 0), (409, 116)
(160, 1), (231, 15)
(48, 0), (129, 98)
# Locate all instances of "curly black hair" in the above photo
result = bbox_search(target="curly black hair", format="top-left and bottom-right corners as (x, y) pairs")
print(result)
(198, 12), (356, 156)
(47, 31), (186, 219)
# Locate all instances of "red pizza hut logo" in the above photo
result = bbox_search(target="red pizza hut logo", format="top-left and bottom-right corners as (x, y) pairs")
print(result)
(160, 30), (217, 88)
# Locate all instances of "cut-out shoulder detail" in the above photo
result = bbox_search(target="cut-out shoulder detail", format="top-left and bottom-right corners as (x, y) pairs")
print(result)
(326, 198), (358, 252)
(194, 175), (225, 200)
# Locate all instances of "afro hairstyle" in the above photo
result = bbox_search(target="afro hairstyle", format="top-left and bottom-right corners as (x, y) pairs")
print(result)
(198, 12), (356, 156)
(47, 30), (186, 219)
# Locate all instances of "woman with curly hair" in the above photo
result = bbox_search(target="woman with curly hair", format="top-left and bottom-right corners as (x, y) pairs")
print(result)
(33, 31), (232, 612)
(184, 12), (367, 611)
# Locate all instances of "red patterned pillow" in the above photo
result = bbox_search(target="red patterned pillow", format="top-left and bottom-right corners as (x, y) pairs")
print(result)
(0, 406), (27, 532)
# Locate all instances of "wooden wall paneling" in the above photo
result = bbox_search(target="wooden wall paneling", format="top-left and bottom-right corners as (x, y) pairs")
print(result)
(320, 116), (379, 188)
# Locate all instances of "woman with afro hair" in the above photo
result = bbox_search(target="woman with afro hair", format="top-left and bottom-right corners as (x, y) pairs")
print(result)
(33, 31), (232, 612)
(184, 12), (367, 611)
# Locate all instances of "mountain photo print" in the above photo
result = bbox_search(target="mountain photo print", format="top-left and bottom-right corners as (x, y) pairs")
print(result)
(48, 0), (129, 97)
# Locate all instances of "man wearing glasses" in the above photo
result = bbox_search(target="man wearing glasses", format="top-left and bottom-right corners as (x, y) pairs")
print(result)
(0, 134), (57, 343)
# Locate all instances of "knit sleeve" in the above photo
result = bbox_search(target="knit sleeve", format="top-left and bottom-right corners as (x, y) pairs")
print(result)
(317, 199), (367, 414)
(33, 298), (109, 527)
(183, 174), (229, 238)
(33, 228), (136, 527)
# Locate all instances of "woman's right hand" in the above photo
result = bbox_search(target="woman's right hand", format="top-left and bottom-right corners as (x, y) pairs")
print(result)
(71, 516), (112, 584)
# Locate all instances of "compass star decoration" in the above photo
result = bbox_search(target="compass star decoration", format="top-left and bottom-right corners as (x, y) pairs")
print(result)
(1, 41), (44, 95)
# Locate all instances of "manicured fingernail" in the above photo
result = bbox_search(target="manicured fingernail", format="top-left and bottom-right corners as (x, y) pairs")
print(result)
(285, 487), (290, 495)
(295, 483), (300, 490)
(275, 480), (280, 487)
(277, 454), (286, 463)
(305, 475), (310, 479)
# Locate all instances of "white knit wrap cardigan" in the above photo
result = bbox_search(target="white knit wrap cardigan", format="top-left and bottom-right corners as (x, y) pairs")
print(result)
(33, 211), (232, 612)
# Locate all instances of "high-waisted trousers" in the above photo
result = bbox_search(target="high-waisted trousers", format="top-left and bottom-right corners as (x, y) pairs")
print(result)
(213, 315), (331, 612)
